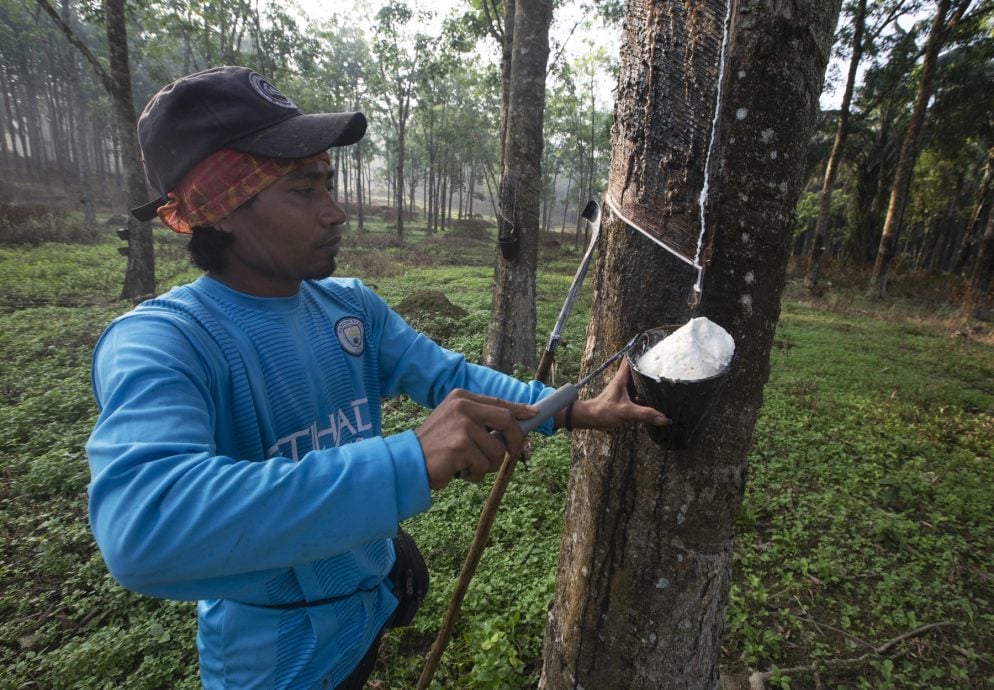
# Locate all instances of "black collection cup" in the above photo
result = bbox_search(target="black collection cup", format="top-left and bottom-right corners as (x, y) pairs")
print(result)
(626, 325), (734, 450)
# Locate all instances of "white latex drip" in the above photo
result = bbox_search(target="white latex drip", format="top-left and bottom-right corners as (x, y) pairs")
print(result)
(693, 0), (733, 295)
(606, 3), (733, 299)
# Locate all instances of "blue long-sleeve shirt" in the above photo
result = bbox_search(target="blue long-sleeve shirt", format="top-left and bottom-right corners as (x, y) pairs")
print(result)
(86, 275), (553, 688)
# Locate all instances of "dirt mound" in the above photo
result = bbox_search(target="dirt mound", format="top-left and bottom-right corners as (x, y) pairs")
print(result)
(393, 290), (469, 345)
(394, 290), (468, 320)
(447, 217), (495, 239)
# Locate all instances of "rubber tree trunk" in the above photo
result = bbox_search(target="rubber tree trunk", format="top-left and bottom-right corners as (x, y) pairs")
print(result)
(483, 0), (553, 374)
(539, 1), (840, 688)
(867, 0), (954, 298)
(805, 0), (867, 289)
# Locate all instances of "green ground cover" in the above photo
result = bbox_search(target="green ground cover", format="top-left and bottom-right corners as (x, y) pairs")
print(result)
(0, 223), (991, 689)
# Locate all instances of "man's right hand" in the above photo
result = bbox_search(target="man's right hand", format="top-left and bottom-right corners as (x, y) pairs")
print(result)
(414, 390), (537, 490)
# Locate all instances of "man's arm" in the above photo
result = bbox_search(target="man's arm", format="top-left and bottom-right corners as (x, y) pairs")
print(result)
(86, 317), (430, 602)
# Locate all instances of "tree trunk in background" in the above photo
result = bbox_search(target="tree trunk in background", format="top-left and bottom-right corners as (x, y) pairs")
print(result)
(483, 0), (553, 374)
(104, 0), (155, 299)
(23, 76), (45, 178)
(395, 115), (408, 241)
(35, 0), (154, 298)
(867, 0), (957, 298)
(497, 0), (514, 171)
(805, 0), (866, 289)
(953, 146), (994, 275)
(539, 0), (840, 687)
(966, 200), (994, 312)
(5, 66), (30, 176)
(0, 67), (18, 174)
(354, 141), (365, 231)
(62, 0), (96, 224)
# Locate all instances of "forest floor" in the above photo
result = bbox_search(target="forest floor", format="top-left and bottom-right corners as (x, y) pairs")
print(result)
(0, 220), (991, 689)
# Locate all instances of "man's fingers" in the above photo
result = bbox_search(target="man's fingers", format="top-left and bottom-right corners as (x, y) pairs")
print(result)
(420, 389), (537, 488)
(449, 389), (539, 421)
(455, 397), (527, 450)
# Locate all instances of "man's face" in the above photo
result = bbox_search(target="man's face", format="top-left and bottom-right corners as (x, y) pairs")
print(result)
(214, 159), (346, 296)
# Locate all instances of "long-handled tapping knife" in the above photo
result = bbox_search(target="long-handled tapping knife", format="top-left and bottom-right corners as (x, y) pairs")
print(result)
(418, 335), (637, 690)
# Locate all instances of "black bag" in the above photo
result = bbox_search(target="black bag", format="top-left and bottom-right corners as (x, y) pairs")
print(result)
(387, 528), (429, 628)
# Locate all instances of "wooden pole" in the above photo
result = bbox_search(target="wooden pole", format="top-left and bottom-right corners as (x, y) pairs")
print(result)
(415, 446), (522, 689)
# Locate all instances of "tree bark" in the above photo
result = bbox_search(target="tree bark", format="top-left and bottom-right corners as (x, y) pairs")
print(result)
(805, 0), (867, 289)
(539, 1), (840, 687)
(867, 0), (964, 298)
(483, 0), (553, 374)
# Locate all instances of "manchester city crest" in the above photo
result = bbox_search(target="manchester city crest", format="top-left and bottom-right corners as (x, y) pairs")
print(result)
(335, 317), (364, 356)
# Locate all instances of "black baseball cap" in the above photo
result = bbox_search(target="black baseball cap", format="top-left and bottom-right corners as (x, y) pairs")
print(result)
(132, 66), (367, 221)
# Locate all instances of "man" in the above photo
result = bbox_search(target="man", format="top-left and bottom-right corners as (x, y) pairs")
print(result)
(85, 66), (667, 689)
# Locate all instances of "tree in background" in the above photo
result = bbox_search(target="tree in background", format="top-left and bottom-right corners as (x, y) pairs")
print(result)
(968, 187), (994, 307)
(370, 0), (424, 242)
(805, 0), (868, 290)
(36, 0), (155, 299)
(834, 24), (919, 264)
(955, 146), (994, 275)
(916, 14), (994, 275)
(540, 0), (840, 686)
(10, 0), (992, 307)
(543, 47), (614, 245)
(867, 0), (972, 298)
(483, 0), (554, 374)
(134, 0), (316, 80)
(292, 17), (372, 228)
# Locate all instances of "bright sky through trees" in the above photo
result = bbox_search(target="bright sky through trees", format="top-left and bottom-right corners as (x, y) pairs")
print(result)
(290, 0), (621, 105)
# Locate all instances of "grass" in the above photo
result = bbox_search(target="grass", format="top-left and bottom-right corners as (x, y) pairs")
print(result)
(0, 219), (991, 689)
(726, 301), (993, 688)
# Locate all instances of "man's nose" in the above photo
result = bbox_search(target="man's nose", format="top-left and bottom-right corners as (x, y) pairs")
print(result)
(321, 193), (347, 226)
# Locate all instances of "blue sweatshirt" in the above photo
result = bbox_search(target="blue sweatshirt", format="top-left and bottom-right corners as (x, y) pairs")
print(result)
(85, 275), (553, 688)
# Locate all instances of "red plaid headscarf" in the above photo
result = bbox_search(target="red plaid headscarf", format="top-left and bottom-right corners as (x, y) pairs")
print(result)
(157, 148), (331, 233)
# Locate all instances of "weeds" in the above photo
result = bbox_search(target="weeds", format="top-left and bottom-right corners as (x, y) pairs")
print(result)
(0, 225), (991, 688)
(0, 204), (102, 246)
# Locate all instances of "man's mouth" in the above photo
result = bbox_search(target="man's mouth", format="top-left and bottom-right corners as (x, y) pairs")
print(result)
(320, 235), (342, 252)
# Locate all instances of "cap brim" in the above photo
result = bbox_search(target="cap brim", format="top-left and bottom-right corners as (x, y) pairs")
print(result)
(227, 111), (368, 160)
(131, 197), (165, 221)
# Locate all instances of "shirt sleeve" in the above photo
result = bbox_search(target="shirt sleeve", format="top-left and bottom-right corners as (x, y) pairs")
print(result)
(85, 314), (431, 601)
(357, 284), (557, 434)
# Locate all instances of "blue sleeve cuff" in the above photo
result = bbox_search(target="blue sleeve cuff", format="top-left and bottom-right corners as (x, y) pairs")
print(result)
(531, 380), (558, 436)
(385, 430), (432, 521)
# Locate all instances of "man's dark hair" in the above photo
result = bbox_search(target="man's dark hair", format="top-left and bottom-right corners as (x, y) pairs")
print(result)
(187, 195), (257, 271)
(188, 227), (233, 272)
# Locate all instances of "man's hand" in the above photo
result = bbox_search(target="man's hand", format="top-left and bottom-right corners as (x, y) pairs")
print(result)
(563, 359), (670, 430)
(415, 390), (538, 490)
